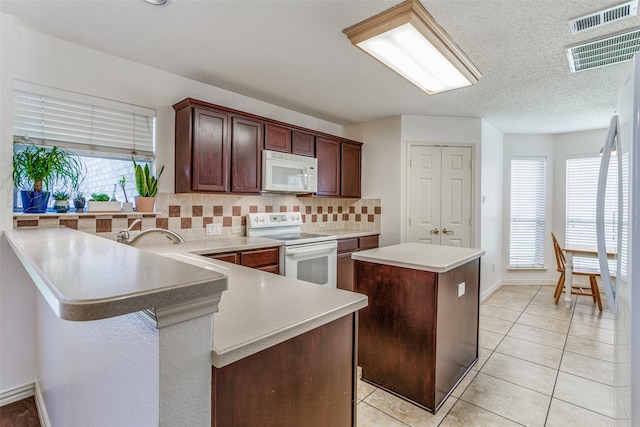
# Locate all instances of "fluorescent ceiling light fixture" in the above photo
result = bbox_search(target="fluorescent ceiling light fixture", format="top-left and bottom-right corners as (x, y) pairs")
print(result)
(343, 0), (481, 94)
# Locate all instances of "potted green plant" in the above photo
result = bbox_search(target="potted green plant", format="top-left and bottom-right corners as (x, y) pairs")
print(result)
(133, 158), (164, 212)
(73, 192), (86, 213)
(87, 192), (121, 212)
(51, 191), (70, 213)
(12, 140), (84, 213)
(119, 175), (133, 212)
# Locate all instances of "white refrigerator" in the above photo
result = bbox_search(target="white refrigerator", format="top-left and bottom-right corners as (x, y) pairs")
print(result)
(597, 53), (640, 426)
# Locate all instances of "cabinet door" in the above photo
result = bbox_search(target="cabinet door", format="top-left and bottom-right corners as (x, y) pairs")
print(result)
(241, 247), (279, 269)
(231, 117), (263, 193)
(206, 252), (240, 264)
(341, 142), (362, 198)
(337, 252), (355, 292)
(292, 131), (315, 157)
(359, 235), (379, 251)
(192, 108), (230, 192)
(264, 124), (291, 153)
(315, 136), (340, 197)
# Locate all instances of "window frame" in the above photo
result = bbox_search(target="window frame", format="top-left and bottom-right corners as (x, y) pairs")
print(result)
(509, 156), (547, 269)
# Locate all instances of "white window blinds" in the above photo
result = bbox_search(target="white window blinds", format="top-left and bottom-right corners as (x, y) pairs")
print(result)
(13, 90), (156, 158)
(566, 155), (618, 269)
(509, 157), (546, 268)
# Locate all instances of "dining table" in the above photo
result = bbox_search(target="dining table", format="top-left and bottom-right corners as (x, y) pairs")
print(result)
(562, 243), (617, 309)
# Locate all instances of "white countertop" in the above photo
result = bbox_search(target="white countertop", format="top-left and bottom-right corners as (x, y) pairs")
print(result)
(3, 228), (228, 321)
(144, 250), (368, 368)
(318, 229), (380, 239)
(352, 242), (484, 273)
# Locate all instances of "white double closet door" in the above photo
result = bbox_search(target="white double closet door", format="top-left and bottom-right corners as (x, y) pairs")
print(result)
(408, 145), (472, 247)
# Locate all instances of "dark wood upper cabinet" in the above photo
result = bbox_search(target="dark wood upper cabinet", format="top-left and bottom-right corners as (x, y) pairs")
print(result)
(231, 117), (263, 194)
(174, 98), (362, 197)
(315, 136), (341, 197)
(264, 124), (292, 153)
(292, 131), (315, 157)
(174, 105), (229, 193)
(341, 141), (362, 199)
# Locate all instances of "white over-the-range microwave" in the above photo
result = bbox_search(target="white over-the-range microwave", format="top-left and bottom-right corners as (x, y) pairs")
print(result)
(262, 150), (318, 194)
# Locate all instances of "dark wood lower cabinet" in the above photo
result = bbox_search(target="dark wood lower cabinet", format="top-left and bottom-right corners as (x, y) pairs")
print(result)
(211, 314), (358, 427)
(355, 259), (479, 413)
(337, 235), (379, 292)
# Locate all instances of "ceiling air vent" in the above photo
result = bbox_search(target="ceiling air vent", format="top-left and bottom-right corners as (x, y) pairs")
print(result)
(566, 27), (640, 72)
(570, 0), (638, 34)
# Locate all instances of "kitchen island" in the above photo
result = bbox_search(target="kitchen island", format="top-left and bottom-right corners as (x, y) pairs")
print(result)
(352, 242), (484, 413)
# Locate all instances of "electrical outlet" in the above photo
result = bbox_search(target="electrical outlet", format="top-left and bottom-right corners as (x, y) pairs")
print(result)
(206, 223), (222, 236)
(318, 222), (326, 228)
(457, 282), (466, 297)
(232, 226), (242, 234)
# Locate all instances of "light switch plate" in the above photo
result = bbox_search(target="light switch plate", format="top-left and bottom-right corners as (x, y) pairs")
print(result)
(457, 282), (466, 297)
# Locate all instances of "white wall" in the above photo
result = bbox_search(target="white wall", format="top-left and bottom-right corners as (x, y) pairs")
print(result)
(401, 116), (483, 247)
(502, 134), (556, 284)
(0, 13), (38, 400)
(10, 22), (346, 196)
(480, 121), (504, 297)
(501, 130), (609, 285)
(347, 116), (402, 247)
(36, 295), (160, 426)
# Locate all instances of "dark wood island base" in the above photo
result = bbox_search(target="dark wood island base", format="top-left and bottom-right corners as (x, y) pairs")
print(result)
(355, 258), (480, 413)
(211, 313), (359, 427)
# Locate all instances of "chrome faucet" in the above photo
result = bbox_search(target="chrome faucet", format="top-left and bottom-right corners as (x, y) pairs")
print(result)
(117, 219), (185, 246)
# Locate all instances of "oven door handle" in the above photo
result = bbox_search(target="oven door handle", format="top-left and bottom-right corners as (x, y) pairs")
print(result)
(285, 242), (337, 256)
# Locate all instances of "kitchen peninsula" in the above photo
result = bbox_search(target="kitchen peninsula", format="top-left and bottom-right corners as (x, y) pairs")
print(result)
(142, 240), (368, 427)
(4, 227), (367, 426)
(352, 243), (484, 413)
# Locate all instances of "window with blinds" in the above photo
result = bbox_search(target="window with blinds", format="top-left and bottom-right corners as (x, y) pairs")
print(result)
(13, 89), (155, 159)
(12, 87), (156, 211)
(566, 155), (618, 269)
(509, 157), (546, 268)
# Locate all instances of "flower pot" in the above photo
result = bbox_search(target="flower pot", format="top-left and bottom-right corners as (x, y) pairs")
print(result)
(73, 199), (86, 213)
(53, 200), (70, 213)
(121, 202), (134, 212)
(87, 200), (122, 212)
(134, 196), (156, 212)
(20, 190), (50, 213)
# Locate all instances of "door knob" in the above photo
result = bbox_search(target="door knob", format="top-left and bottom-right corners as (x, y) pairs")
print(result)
(430, 228), (439, 235)
(442, 228), (454, 235)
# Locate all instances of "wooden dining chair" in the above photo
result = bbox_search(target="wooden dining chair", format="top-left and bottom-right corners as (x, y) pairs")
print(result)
(551, 232), (602, 311)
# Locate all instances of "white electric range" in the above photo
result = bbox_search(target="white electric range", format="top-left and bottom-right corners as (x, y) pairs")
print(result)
(246, 213), (337, 288)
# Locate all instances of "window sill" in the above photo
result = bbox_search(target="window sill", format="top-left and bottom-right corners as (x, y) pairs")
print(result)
(507, 266), (548, 271)
(13, 211), (161, 217)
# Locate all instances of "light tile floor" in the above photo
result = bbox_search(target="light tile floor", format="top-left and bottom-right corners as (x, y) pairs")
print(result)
(356, 285), (615, 427)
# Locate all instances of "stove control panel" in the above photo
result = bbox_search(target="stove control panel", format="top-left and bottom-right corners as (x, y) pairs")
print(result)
(247, 213), (303, 228)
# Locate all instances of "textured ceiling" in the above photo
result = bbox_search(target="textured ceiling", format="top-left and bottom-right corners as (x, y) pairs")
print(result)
(1, 0), (639, 134)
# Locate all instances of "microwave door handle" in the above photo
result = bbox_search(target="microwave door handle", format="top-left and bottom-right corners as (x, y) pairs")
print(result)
(303, 165), (309, 190)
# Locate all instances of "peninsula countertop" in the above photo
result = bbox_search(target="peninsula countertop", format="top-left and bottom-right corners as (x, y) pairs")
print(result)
(140, 241), (368, 368)
(3, 227), (228, 321)
(352, 242), (485, 273)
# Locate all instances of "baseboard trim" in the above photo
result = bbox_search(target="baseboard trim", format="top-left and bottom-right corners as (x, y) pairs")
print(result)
(500, 279), (556, 286)
(34, 382), (51, 427)
(480, 280), (503, 302)
(0, 382), (34, 407)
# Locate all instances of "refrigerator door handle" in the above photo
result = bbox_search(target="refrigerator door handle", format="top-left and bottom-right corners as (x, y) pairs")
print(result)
(596, 115), (619, 314)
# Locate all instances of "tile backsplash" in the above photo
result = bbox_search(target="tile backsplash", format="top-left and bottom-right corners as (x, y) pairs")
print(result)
(13, 193), (381, 241)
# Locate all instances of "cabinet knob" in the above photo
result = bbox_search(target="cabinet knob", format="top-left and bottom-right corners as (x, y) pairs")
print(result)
(442, 228), (454, 235)
(430, 228), (439, 235)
